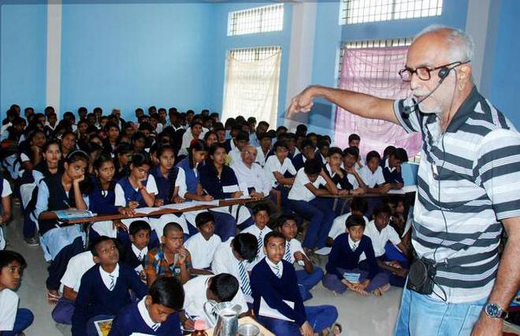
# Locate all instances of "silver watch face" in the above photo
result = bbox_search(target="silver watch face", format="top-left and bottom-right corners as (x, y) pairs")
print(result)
(485, 303), (501, 317)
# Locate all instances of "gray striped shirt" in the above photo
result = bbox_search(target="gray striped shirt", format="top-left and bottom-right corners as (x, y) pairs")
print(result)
(394, 87), (520, 303)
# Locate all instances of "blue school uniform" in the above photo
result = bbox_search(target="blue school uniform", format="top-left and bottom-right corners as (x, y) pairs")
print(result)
(149, 165), (179, 204)
(199, 163), (240, 199)
(116, 176), (150, 208)
(291, 153), (305, 172)
(72, 263), (148, 336)
(176, 158), (197, 195)
(88, 177), (119, 215)
(251, 259), (338, 335)
(109, 301), (181, 336)
(382, 158), (404, 184)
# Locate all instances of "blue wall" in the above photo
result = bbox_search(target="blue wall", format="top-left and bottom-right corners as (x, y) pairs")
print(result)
(490, 0), (520, 128)
(60, 3), (215, 120)
(308, 0), (469, 136)
(0, 4), (47, 115)
(212, 2), (293, 128)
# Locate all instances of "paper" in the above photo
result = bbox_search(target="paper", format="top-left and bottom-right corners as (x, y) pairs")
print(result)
(223, 185), (240, 193)
(259, 297), (295, 322)
(189, 200), (220, 207)
(161, 203), (200, 211)
(53, 209), (94, 220)
(314, 247), (331, 256)
(94, 318), (113, 336)
(343, 272), (361, 284)
(134, 207), (161, 215)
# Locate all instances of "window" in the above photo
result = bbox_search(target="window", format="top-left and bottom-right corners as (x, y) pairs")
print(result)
(341, 0), (443, 25)
(222, 46), (282, 128)
(228, 4), (284, 36)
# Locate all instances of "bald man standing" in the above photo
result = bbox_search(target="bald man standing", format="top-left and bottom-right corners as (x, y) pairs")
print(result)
(289, 25), (520, 336)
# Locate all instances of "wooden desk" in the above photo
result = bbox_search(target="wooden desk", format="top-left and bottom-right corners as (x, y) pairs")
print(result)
(206, 316), (273, 336)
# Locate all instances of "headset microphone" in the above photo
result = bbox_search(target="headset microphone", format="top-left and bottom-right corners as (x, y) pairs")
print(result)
(403, 66), (451, 115)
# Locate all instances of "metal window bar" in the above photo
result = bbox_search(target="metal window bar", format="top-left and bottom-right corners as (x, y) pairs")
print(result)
(228, 4), (284, 36)
(341, 0), (442, 25)
(229, 46), (281, 62)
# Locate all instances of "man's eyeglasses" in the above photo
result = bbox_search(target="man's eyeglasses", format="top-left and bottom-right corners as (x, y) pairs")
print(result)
(399, 61), (470, 82)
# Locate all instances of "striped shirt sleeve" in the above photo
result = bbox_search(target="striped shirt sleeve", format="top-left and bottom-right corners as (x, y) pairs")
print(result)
(393, 99), (421, 134)
(475, 128), (520, 220)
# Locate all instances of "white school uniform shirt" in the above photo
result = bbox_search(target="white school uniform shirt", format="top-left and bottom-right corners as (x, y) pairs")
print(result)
(60, 251), (95, 293)
(231, 160), (272, 196)
(137, 296), (161, 331)
(265, 257), (283, 278)
(183, 275), (248, 322)
(288, 168), (326, 202)
(346, 171), (359, 189)
(263, 155), (297, 188)
(99, 263), (120, 291)
(364, 220), (402, 258)
(255, 147), (269, 167)
(2, 179), (12, 198)
(211, 242), (251, 302)
(241, 224), (272, 269)
(184, 233), (222, 269)
(358, 165), (385, 188)
(0, 289), (19, 331)
(179, 128), (208, 156)
(131, 244), (148, 263)
(228, 148), (242, 166)
(114, 175), (159, 207)
(328, 213), (369, 240)
(283, 238), (306, 264)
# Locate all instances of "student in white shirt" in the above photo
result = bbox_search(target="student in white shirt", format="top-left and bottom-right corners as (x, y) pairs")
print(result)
(227, 131), (249, 165)
(241, 204), (273, 269)
(328, 197), (369, 245)
(263, 141), (297, 213)
(342, 147), (366, 190)
(255, 134), (272, 167)
(288, 159), (339, 253)
(277, 215), (324, 301)
(184, 212), (221, 274)
(180, 273), (248, 330)
(52, 250), (96, 325)
(358, 151), (392, 194)
(211, 233), (257, 303)
(0, 251), (34, 335)
(179, 121), (205, 156)
(0, 176), (13, 250)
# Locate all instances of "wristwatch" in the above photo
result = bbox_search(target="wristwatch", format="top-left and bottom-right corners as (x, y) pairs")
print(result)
(484, 303), (508, 319)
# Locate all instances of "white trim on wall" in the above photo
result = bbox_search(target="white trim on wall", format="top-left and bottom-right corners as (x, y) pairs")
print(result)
(46, 1), (62, 115)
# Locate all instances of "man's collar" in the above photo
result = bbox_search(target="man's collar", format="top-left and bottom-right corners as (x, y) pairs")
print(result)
(445, 86), (481, 133)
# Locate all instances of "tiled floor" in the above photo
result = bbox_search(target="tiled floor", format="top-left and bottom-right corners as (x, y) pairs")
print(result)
(4, 203), (402, 336)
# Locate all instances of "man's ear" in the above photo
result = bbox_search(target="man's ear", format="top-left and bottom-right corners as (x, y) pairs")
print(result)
(458, 64), (472, 89)
(93, 255), (100, 264)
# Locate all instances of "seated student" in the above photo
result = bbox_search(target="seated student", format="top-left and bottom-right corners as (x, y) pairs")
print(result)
(342, 147), (366, 190)
(35, 150), (90, 303)
(382, 147), (407, 188)
(315, 140), (330, 167)
(18, 128), (46, 176)
(211, 233), (257, 303)
(89, 154), (135, 242)
(241, 204), (272, 268)
(113, 143), (133, 181)
(263, 141), (297, 213)
(328, 197), (370, 247)
(199, 143), (254, 231)
(72, 236), (148, 336)
(323, 215), (390, 296)
(109, 277), (184, 336)
(227, 130), (249, 165)
(184, 212), (221, 275)
(0, 173), (13, 250)
(52, 250), (96, 325)
(179, 120), (204, 156)
(291, 139), (315, 172)
(144, 223), (192, 286)
(347, 133), (363, 168)
(148, 145), (191, 239)
(114, 153), (159, 245)
(277, 215), (324, 301)
(323, 147), (359, 216)
(255, 133), (272, 167)
(0, 251), (34, 336)
(176, 140), (236, 242)
(358, 151), (393, 194)
(364, 203), (409, 287)
(181, 273), (248, 330)
(288, 159), (338, 254)
(123, 221), (153, 279)
(251, 232), (338, 336)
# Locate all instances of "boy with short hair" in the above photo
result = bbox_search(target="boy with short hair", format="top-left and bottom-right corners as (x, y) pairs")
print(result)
(181, 273), (248, 330)
(277, 215), (324, 301)
(358, 151), (392, 194)
(328, 197), (369, 244)
(109, 277), (184, 335)
(144, 223), (192, 286)
(184, 212), (222, 275)
(251, 232), (338, 335)
(0, 250), (33, 335)
(72, 237), (148, 336)
(342, 147), (366, 189)
(241, 204), (273, 268)
(124, 220), (152, 278)
(382, 147), (407, 187)
(323, 215), (389, 296)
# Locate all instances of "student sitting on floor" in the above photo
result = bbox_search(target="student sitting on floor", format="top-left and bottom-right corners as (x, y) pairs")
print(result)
(241, 204), (273, 269)
(184, 212), (221, 275)
(144, 223), (192, 286)
(0, 251), (34, 336)
(52, 250), (96, 325)
(363, 203), (409, 287)
(277, 215), (324, 301)
(328, 197), (369, 245)
(288, 159), (338, 255)
(181, 273), (249, 330)
(71, 236), (148, 336)
(211, 233), (257, 304)
(323, 214), (390, 296)
(109, 277), (184, 336)
(251, 231), (338, 336)
(123, 220), (153, 280)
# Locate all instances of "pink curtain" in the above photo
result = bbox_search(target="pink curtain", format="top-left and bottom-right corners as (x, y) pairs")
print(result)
(334, 46), (421, 159)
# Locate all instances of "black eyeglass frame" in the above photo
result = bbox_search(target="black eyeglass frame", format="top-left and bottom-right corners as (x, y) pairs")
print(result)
(399, 61), (470, 82)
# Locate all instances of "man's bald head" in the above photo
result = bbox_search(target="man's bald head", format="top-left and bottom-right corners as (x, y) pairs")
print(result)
(414, 25), (474, 65)
(241, 145), (257, 166)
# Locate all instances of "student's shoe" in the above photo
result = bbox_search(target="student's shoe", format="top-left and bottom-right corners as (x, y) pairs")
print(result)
(24, 237), (39, 247)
